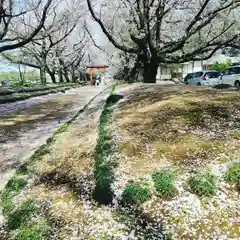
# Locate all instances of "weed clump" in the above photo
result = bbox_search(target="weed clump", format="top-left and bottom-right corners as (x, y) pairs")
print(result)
(8, 201), (36, 230)
(1, 177), (27, 215)
(14, 219), (50, 240)
(224, 162), (240, 190)
(152, 169), (177, 198)
(122, 182), (151, 205)
(189, 169), (217, 197)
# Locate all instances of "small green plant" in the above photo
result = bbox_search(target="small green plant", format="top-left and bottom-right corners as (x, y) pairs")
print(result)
(152, 169), (177, 198)
(122, 182), (151, 205)
(8, 200), (36, 230)
(14, 219), (50, 240)
(224, 162), (240, 190)
(4, 178), (27, 194)
(1, 178), (28, 215)
(56, 123), (68, 133)
(29, 144), (50, 162)
(189, 169), (217, 197)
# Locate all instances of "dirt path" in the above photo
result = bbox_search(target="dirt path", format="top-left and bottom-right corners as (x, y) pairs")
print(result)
(0, 86), (107, 190)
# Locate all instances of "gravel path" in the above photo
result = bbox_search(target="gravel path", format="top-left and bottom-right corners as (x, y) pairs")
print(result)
(0, 86), (106, 191)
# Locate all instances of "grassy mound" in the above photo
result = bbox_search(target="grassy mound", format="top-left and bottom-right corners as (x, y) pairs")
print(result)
(188, 169), (217, 197)
(122, 182), (151, 205)
(152, 169), (177, 198)
(224, 162), (240, 190)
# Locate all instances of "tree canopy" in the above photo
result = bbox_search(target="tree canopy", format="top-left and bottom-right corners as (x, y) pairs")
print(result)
(87, 0), (240, 82)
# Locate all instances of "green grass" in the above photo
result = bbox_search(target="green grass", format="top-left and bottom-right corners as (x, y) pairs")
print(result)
(224, 162), (240, 190)
(93, 87), (122, 204)
(1, 147), (53, 239)
(0, 72), (39, 81)
(122, 182), (151, 205)
(189, 169), (217, 197)
(1, 133), (54, 239)
(8, 201), (36, 230)
(1, 177), (28, 215)
(93, 104), (114, 204)
(13, 218), (51, 240)
(11, 82), (39, 87)
(55, 123), (68, 134)
(152, 169), (177, 198)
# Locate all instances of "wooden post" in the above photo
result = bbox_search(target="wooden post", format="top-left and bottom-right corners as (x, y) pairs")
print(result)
(90, 69), (93, 85)
(104, 69), (107, 85)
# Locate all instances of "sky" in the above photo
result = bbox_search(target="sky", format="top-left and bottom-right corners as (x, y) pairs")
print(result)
(0, 57), (20, 73)
(0, 0), (113, 74)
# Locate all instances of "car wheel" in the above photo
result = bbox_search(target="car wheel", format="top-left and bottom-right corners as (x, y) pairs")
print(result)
(234, 81), (240, 88)
(197, 83), (201, 86)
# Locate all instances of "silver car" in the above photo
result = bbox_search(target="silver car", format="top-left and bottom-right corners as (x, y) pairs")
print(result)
(185, 70), (221, 86)
(220, 65), (240, 88)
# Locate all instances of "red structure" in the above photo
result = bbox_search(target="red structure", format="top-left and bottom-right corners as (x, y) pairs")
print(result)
(86, 65), (109, 85)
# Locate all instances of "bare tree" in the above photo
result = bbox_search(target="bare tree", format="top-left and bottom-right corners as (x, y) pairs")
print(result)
(55, 31), (89, 83)
(2, 0), (84, 84)
(3, 26), (90, 84)
(87, 0), (240, 83)
(0, 0), (53, 53)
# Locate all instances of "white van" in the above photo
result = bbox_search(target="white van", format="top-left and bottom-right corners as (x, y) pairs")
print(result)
(220, 66), (240, 88)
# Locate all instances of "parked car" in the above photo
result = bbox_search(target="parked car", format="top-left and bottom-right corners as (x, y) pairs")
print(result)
(185, 70), (221, 86)
(220, 65), (240, 88)
(183, 73), (194, 84)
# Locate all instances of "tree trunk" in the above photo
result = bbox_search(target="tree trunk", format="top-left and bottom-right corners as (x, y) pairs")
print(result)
(18, 63), (24, 84)
(143, 61), (158, 83)
(40, 38), (47, 85)
(71, 72), (77, 82)
(57, 65), (64, 83)
(59, 69), (64, 83)
(40, 65), (47, 85)
(63, 69), (70, 83)
(71, 66), (77, 83)
(59, 59), (70, 83)
(48, 70), (56, 83)
(130, 56), (143, 81)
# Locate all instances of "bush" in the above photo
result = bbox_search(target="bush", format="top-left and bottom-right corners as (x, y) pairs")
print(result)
(211, 59), (232, 72)
(189, 169), (217, 197)
(224, 162), (240, 190)
(152, 169), (177, 198)
(122, 182), (151, 205)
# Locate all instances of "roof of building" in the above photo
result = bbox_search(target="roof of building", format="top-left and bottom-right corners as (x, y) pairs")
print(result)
(86, 65), (109, 68)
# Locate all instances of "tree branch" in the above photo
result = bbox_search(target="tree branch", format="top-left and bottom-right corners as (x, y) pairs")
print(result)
(86, 0), (138, 53)
(0, 0), (53, 53)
